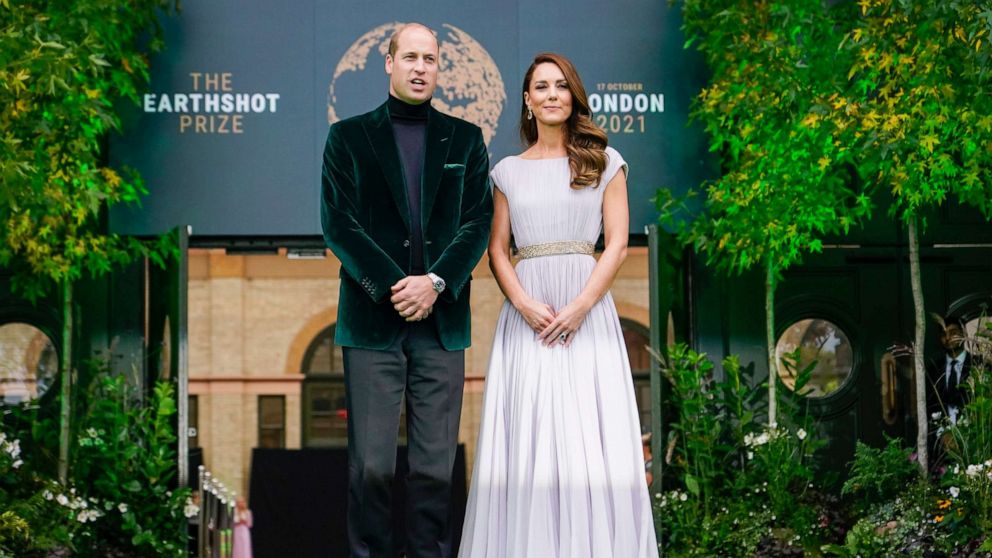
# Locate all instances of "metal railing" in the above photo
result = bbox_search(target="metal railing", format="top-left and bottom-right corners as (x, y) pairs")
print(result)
(197, 465), (236, 558)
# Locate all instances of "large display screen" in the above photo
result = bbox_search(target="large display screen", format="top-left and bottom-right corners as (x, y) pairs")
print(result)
(110, 0), (712, 237)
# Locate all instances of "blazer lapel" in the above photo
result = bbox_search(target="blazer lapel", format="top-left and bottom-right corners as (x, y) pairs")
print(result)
(362, 102), (410, 232)
(421, 108), (454, 231)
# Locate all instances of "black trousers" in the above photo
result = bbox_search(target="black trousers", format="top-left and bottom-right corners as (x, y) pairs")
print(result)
(342, 318), (465, 558)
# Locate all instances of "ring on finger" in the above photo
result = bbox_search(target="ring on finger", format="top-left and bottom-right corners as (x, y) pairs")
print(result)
(558, 332), (568, 344)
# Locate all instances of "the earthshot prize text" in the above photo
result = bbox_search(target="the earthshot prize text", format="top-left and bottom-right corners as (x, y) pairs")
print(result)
(142, 72), (281, 134)
(591, 82), (664, 134)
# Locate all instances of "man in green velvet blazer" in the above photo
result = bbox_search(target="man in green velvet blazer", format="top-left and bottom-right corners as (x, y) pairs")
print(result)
(320, 22), (492, 558)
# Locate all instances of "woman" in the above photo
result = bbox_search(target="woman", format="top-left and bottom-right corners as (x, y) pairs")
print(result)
(459, 53), (658, 558)
(232, 497), (253, 558)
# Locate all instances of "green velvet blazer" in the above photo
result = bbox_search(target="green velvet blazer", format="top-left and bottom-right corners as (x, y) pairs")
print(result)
(320, 101), (493, 350)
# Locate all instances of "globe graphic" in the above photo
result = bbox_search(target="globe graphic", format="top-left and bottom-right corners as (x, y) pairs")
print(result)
(327, 22), (505, 146)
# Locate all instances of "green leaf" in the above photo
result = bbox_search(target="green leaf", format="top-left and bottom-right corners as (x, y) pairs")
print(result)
(685, 474), (701, 496)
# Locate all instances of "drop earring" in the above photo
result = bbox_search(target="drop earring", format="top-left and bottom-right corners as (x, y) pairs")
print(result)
(527, 107), (533, 120)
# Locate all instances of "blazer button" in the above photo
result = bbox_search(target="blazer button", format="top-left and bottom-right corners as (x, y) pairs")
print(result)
(403, 240), (411, 248)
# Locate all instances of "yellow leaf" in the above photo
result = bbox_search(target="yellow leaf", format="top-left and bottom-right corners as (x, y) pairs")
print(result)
(879, 52), (893, 70)
(921, 134), (939, 153)
(862, 110), (880, 129)
(853, 29), (864, 42)
(818, 157), (831, 170)
(85, 88), (100, 99)
(802, 113), (821, 128)
(978, 39), (983, 52)
(883, 115), (902, 132)
(101, 168), (122, 187)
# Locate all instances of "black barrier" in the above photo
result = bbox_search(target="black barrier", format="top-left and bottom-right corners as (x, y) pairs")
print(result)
(248, 445), (467, 558)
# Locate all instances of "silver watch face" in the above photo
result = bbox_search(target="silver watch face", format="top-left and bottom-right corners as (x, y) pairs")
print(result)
(430, 274), (445, 292)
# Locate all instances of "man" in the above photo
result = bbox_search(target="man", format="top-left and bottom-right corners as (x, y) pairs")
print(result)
(928, 316), (973, 426)
(320, 22), (492, 558)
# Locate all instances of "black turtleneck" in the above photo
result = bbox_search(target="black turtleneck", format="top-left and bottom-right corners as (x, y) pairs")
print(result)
(388, 95), (429, 275)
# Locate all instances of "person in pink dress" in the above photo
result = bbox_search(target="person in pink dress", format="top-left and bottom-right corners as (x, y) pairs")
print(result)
(232, 497), (253, 558)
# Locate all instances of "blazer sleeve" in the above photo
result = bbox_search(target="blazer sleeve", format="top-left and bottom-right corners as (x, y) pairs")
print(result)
(320, 124), (406, 303)
(428, 126), (493, 302)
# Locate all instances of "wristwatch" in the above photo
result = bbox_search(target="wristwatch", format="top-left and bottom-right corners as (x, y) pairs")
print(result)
(426, 272), (446, 294)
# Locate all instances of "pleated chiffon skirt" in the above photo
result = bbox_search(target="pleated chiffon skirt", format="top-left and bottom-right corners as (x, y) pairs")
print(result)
(458, 254), (659, 558)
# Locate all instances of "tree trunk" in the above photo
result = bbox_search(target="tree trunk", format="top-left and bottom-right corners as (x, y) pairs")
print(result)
(58, 279), (73, 484)
(766, 257), (777, 426)
(908, 217), (928, 474)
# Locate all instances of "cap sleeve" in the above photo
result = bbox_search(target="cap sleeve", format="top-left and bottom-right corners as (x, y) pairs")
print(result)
(602, 146), (628, 187)
(490, 159), (506, 194)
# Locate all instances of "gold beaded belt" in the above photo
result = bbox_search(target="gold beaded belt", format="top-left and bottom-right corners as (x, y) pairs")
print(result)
(516, 241), (596, 259)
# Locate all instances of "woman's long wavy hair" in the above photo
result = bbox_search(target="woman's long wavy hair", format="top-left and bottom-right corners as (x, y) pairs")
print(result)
(519, 53), (608, 189)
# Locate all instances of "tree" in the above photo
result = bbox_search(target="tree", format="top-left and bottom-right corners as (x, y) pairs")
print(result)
(828, 0), (992, 473)
(0, 0), (176, 482)
(678, 0), (866, 424)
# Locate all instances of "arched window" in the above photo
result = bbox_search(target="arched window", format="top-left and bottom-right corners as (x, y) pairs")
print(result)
(301, 325), (346, 447)
(620, 318), (652, 433)
(300, 324), (407, 447)
(0, 322), (58, 405)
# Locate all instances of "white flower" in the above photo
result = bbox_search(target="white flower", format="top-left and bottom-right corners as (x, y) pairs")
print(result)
(797, 428), (807, 441)
(747, 451), (754, 460)
(931, 412), (941, 420)
(949, 486), (960, 498)
(43, 490), (54, 501)
(86, 428), (98, 438)
(12, 459), (22, 469)
(755, 433), (770, 446)
(118, 503), (128, 514)
(56, 494), (69, 506)
(967, 464), (982, 478)
(184, 497), (200, 518)
(654, 493), (661, 500)
(76, 509), (101, 523)
(744, 433), (755, 447)
(679, 492), (688, 502)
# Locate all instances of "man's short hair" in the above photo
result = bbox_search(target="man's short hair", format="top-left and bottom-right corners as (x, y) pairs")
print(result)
(387, 23), (437, 58)
(943, 315), (966, 331)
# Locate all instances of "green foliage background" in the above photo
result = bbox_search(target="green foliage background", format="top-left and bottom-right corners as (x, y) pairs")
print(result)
(0, 0), (176, 301)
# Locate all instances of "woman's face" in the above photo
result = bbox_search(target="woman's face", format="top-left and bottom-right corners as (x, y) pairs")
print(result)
(525, 62), (572, 126)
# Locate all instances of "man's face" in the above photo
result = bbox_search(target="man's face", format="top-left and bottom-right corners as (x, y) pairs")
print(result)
(941, 324), (965, 353)
(385, 26), (438, 105)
